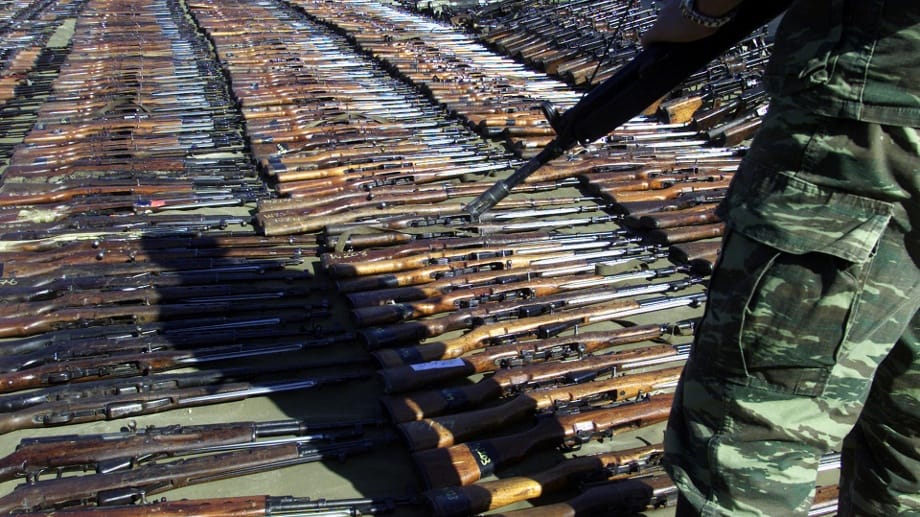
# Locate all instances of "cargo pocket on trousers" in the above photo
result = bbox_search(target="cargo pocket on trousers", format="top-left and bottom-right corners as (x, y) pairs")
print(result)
(736, 238), (866, 397)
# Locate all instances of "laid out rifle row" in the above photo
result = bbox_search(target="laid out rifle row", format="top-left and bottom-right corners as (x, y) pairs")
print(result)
(472, 0), (658, 86)
(0, 0), (87, 166)
(0, 0), (266, 238)
(296, 0), (770, 154)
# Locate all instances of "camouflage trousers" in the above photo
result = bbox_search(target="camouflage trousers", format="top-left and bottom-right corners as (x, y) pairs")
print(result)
(662, 81), (920, 515)
(663, 223), (920, 515)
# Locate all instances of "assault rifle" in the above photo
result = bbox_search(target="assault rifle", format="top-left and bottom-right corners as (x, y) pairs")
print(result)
(356, 266), (685, 350)
(336, 242), (661, 294)
(0, 282), (313, 319)
(0, 416), (385, 482)
(464, 1), (794, 217)
(412, 393), (673, 488)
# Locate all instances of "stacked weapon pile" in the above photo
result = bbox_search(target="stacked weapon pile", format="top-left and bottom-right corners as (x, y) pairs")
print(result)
(0, 0), (842, 515)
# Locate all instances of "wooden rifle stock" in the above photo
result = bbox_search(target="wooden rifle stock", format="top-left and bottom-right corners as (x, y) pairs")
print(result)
(411, 394), (673, 488)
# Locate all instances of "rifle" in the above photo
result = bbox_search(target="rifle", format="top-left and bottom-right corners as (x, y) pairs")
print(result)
(320, 228), (620, 269)
(381, 342), (691, 423)
(0, 367), (371, 434)
(0, 339), (349, 393)
(8, 494), (419, 516)
(494, 455), (842, 517)
(463, 1), (794, 218)
(371, 289), (704, 368)
(0, 299), (329, 338)
(377, 320), (694, 394)
(355, 262), (679, 350)
(353, 264), (694, 328)
(0, 268), (314, 304)
(490, 473), (677, 516)
(0, 282), (314, 319)
(336, 242), (660, 294)
(411, 393), (673, 489)
(0, 416), (385, 482)
(327, 234), (640, 278)
(0, 433), (396, 513)
(399, 365), (682, 451)
(424, 443), (665, 517)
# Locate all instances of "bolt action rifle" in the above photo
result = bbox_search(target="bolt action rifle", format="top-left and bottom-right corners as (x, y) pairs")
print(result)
(412, 393), (673, 489)
(381, 340), (692, 424)
(377, 318), (695, 394)
(399, 365), (682, 452)
(0, 416), (385, 482)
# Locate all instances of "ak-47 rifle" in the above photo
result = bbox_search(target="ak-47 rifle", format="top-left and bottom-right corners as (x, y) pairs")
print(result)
(463, 1), (794, 218)
(0, 282), (314, 319)
(412, 393), (673, 489)
(325, 233), (640, 279)
(356, 270), (687, 351)
(334, 240), (656, 294)
(0, 416), (385, 482)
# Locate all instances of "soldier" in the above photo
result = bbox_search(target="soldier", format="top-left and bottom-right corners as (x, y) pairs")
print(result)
(642, 0), (920, 515)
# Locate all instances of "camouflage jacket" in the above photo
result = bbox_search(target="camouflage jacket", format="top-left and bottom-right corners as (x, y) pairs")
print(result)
(766, 0), (920, 126)
(717, 0), (919, 264)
